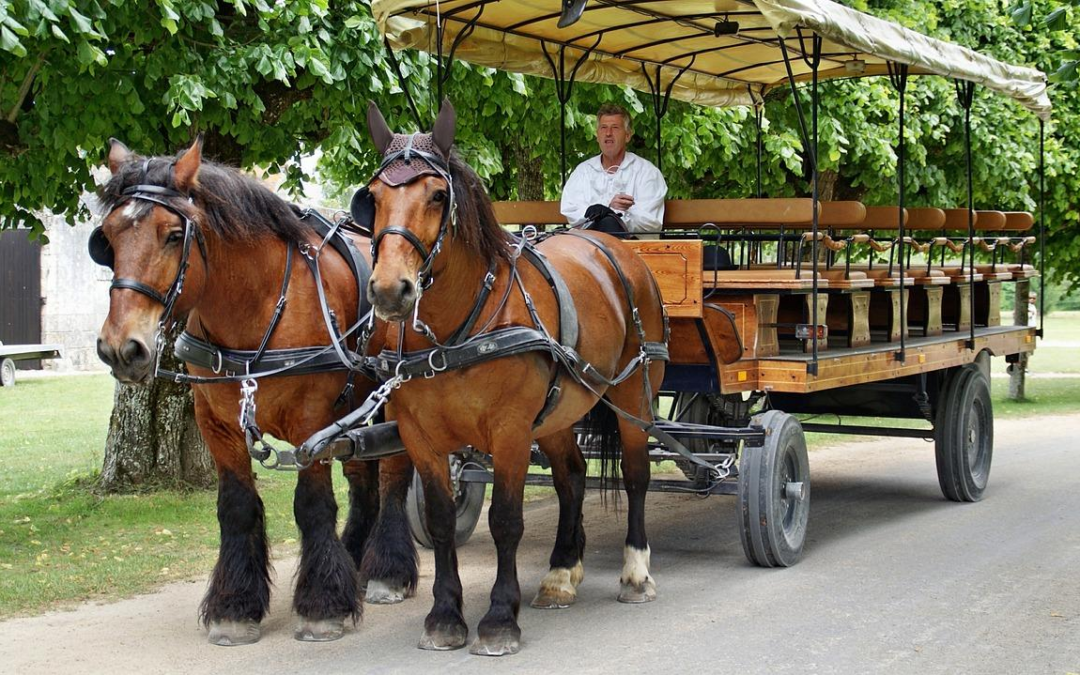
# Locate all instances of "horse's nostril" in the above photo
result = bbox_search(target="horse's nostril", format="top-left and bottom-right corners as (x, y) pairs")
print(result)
(120, 339), (150, 367)
(400, 279), (414, 300)
(97, 338), (116, 366)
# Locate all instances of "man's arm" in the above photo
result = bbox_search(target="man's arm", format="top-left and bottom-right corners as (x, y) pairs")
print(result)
(623, 163), (667, 233)
(560, 166), (591, 226)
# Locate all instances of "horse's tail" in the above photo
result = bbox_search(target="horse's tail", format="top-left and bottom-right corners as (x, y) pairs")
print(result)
(580, 398), (622, 506)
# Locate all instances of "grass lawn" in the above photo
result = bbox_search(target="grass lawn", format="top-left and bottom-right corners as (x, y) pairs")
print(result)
(0, 314), (1077, 618)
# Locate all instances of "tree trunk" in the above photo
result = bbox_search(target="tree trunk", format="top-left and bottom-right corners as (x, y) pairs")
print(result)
(509, 139), (545, 201)
(99, 321), (214, 492)
(1007, 279), (1030, 401)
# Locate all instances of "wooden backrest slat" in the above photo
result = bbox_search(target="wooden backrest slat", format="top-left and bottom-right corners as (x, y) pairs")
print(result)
(1001, 211), (1035, 232)
(862, 206), (907, 229)
(905, 207), (946, 231)
(662, 198), (815, 228)
(974, 210), (1007, 230)
(491, 200), (566, 226)
(942, 208), (977, 230)
(819, 201), (867, 227)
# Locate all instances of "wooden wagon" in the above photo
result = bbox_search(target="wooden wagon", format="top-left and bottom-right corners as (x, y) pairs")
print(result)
(340, 0), (1048, 566)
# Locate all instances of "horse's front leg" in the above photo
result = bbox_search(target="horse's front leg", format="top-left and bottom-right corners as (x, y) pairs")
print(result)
(292, 460), (362, 641)
(471, 436), (531, 656)
(531, 428), (587, 609)
(341, 458), (380, 568)
(195, 404), (271, 646)
(359, 453), (419, 604)
(413, 448), (469, 651)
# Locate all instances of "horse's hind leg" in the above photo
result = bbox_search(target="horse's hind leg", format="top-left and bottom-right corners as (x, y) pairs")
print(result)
(607, 378), (661, 604)
(615, 418), (656, 603)
(531, 428), (586, 609)
(292, 461), (361, 641)
(197, 414), (270, 646)
(359, 454), (419, 604)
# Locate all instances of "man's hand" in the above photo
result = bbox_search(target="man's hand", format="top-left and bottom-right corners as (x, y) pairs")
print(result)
(609, 193), (635, 212)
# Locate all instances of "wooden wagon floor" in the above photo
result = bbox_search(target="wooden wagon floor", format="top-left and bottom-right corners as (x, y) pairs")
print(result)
(763, 325), (1030, 362)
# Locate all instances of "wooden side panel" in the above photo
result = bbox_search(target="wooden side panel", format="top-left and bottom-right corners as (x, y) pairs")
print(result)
(625, 240), (702, 318)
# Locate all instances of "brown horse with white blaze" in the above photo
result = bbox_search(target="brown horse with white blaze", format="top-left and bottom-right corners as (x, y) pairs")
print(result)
(358, 101), (667, 656)
(93, 139), (418, 645)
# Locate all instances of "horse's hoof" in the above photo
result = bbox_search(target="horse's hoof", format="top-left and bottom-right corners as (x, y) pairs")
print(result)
(294, 617), (345, 642)
(531, 568), (577, 609)
(365, 579), (407, 605)
(617, 577), (657, 604)
(207, 619), (261, 646)
(530, 589), (575, 609)
(418, 625), (468, 651)
(469, 630), (521, 657)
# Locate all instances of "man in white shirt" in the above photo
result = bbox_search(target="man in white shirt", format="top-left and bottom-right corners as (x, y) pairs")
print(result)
(560, 104), (668, 235)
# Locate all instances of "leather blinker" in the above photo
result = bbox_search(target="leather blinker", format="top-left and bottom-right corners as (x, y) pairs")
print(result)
(88, 226), (115, 269)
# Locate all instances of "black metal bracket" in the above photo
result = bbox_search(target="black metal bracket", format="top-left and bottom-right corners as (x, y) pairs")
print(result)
(541, 36), (602, 183)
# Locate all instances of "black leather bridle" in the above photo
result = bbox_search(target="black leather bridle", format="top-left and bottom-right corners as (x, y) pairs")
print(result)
(367, 139), (455, 290)
(90, 178), (208, 331)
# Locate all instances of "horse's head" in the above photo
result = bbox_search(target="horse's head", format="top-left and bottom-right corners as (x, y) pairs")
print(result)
(92, 138), (208, 384)
(357, 100), (457, 322)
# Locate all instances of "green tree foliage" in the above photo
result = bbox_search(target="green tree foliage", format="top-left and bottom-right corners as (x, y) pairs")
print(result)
(1, 0), (1076, 287)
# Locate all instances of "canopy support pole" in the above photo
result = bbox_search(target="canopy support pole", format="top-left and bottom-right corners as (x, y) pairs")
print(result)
(433, 6), (484, 117)
(641, 57), (695, 173)
(888, 63), (909, 364)
(955, 79), (977, 351)
(779, 32), (822, 376)
(542, 38), (600, 184)
(382, 38), (424, 129)
(1038, 118), (1046, 338)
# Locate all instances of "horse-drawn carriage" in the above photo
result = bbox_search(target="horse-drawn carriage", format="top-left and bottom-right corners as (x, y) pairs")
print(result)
(90, 0), (1048, 656)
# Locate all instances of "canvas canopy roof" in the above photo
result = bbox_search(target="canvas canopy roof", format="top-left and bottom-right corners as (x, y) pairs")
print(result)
(372, 0), (1051, 119)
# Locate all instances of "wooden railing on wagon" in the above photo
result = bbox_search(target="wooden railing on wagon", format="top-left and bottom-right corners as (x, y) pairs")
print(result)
(490, 198), (1037, 358)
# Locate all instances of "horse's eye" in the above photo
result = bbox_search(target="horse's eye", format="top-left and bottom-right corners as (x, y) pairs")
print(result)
(432, 190), (447, 204)
(166, 230), (184, 245)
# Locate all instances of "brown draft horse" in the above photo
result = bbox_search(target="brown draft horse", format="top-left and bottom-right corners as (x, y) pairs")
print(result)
(359, 101), (667, 656)
(93, 140), (418, 645)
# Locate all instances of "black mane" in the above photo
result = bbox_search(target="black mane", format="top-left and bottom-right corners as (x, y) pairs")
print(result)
(448, 152), (513, 262)
(98, 151), (311, 244)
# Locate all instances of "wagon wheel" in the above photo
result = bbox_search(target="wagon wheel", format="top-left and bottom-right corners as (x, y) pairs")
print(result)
(0, 358), (15, 387)
(934, 363), (993, 502)
(405, 451), (486, 549)
(738, 410), (810, 568)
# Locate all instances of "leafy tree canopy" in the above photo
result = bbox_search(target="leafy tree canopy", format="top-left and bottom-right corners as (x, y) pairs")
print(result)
(1, 0), (1077, 284)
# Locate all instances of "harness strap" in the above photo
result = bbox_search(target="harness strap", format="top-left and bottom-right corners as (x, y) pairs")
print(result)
(520, 243), (579, 350)
(110, 278), (167, 305)
(371, 326), (554, 381)
(444, 259), (499, 347)
(250, 243), (293, 367)
(299, 208), (373, 323)
(174, 332), (361, 380)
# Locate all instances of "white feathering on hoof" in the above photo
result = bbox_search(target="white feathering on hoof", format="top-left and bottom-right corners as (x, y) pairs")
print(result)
(620, 545), (652, 587)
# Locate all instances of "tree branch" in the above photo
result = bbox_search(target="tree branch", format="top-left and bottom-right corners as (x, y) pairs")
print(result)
(5, 52), (47, 124)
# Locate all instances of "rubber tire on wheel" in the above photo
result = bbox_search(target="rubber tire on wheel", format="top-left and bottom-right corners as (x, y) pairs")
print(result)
(0, 358), (15, 387)
(405, 453), (486, 549)
(935, 363), (993, 502)
(738, 410), (810, 568)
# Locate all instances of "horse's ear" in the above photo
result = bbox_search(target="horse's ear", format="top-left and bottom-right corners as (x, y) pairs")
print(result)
(432, 98), (456, 159)
(174, 135), (203, 192)
(108, 139), (133, 175)
(367, 101), (394, 154)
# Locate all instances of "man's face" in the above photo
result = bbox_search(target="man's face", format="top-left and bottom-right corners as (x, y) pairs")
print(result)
(596, 114), (630, 160)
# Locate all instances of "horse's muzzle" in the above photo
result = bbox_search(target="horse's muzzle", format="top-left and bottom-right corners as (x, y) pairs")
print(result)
(368, 276), (417, 323)
(97, 336), (155, 384)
